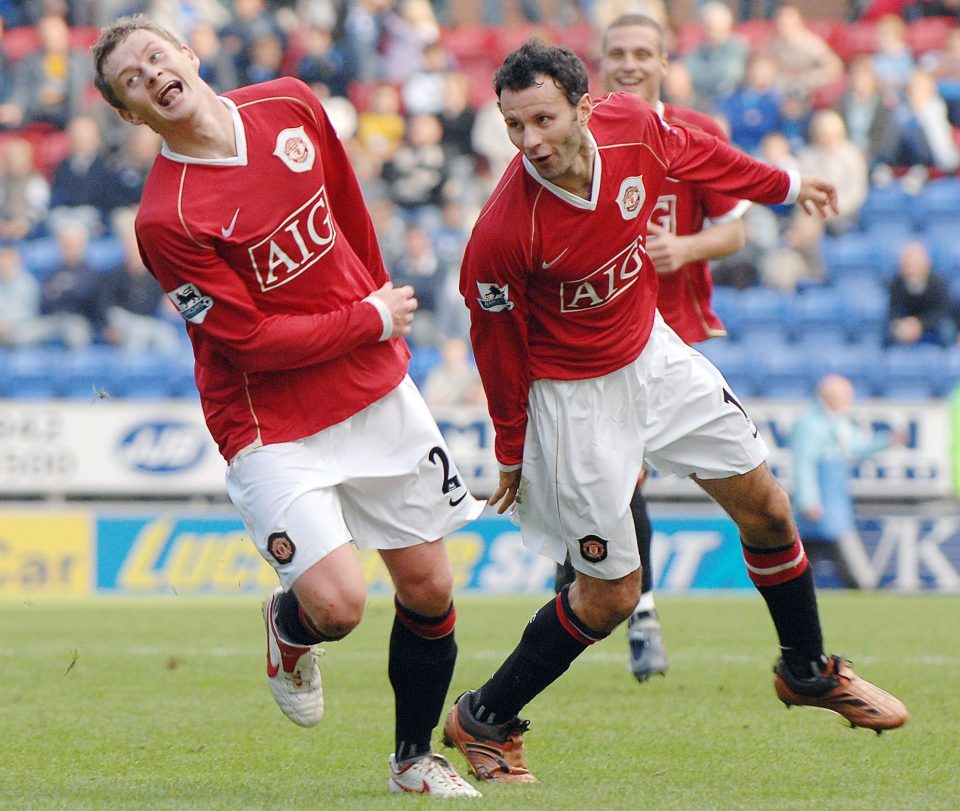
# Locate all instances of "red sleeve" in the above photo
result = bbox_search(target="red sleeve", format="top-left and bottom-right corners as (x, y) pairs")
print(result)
(659, 119), (792, 206)
(138, 220), (385, 375)
(459, 214), (531, 468)
(667, 109), (743, 221)
(303, 87), (390, 288)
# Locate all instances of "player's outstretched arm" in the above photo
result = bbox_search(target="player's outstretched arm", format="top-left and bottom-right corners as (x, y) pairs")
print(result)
(796, 175), (839, 218)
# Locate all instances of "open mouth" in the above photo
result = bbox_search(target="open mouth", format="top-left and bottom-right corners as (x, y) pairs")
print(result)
(157, 80), (183, 107)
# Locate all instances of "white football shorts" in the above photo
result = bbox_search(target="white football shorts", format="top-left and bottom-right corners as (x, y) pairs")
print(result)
(516, 312), (767, 581)
(225, 375), (485, 589)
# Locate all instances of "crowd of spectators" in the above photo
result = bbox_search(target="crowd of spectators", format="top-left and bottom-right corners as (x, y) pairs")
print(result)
(2, 0), (960, 399)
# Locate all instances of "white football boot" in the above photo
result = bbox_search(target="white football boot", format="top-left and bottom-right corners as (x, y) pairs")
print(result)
(388, 753), (482, 797)
(262, 587), (324, 727)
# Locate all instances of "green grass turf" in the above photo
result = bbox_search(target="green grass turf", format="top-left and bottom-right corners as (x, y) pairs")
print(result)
(0, 592), (957, 810)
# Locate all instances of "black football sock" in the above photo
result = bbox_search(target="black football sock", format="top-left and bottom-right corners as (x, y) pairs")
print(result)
(470, 586), (607, 724)
(273, 588), (325, 646)
(553, 555), (576, 593)
(631, 486), (654, 596)
(390, 598), (457, 764)
(742, 538), (826, 678)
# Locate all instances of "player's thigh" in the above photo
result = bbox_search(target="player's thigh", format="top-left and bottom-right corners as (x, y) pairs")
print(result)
(226, 449), (354, 591)
(380, 540), (454, 615)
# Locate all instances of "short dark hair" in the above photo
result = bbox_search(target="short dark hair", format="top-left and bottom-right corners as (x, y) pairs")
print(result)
(92, 15), (182, 110)
(494, 39), (588, 106)
(603, 14), (665, 55)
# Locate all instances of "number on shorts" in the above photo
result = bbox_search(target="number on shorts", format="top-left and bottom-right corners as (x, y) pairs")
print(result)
(429, 446), (466, 506)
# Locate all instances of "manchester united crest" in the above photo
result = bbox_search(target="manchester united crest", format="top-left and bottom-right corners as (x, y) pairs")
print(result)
(267, 531), (297, 565)
(273, 126), (316, 173)
(617, 175), (646, 220)
(578, 534), (609, 563)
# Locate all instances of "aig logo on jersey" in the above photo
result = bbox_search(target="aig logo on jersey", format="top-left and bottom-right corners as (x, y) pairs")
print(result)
(617, 176), (646, 220)
(167, 282), (214, 324)
(249, 186), (336, 291)
(560, 239), (643, 312)
(273, 126), (315, 173)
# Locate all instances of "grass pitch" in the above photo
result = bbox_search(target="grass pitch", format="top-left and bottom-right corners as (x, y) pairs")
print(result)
(0, 592), (957, 810)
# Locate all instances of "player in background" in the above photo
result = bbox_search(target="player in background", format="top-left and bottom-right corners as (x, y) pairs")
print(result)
(92, 17), (484, 797)
(553, 13), (750, 683)
(442, 40), (907, 785)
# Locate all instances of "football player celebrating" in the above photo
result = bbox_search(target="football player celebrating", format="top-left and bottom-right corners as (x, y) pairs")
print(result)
(442, 40), (907, 785)
(92, 16), (484, 797)
(553, 13), (752, 683)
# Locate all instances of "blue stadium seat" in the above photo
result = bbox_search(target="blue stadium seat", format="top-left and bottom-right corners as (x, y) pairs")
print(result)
(811, 343), (885, 396)
(793, 285), (850, 338)
(837, 281), (888, 342)
(87, 237), (126, 272)
(913, 176), (960, 231)
(820, 232), (877, 282)
(878, 344), (947, 399)
(924, 225), (960, 277)
(755, 342), (814, 397)
(735, 322), (793, 350)
(857, 183), (914, 232)
(166, 352), (198, 398)
(871, 231), (914, 280)
(18, 237), (61, 280)
(110, 352), (177, 398)
(794, 322), (849, 353)
(4, 346), (70, 398)
(59, 346), (123, 399)
(407, 345), (441, 390)
(710, 285), (744, 340)
(738, 287), (796, 339)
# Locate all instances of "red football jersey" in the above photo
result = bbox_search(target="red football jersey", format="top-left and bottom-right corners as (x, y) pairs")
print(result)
(460, 92), (796, 467)
(653, 102), (748, 344)
(136, 77), (408, 462)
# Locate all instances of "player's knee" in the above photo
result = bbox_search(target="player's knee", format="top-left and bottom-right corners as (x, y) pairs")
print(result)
(298, 586), (366, 640)
(739, 485), (795, 546)
(394, 562), (454, 615)
(572, 573), (640, 632)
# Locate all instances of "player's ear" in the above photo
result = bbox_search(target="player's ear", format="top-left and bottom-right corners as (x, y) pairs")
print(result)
(118, 108), (144, 126)
(577, 93), (593, 127)
(182, 44), (200, 69)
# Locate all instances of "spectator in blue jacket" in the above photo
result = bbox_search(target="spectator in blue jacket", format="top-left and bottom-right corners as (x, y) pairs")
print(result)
(790, 374), (896, 588)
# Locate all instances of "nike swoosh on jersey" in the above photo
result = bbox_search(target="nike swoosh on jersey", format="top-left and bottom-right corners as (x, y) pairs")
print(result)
(221, 208), (240, 238)
(540, 248), (568, 269)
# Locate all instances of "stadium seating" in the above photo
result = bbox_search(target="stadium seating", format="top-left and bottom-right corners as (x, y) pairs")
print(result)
(3, 346), (67, 398)
(59, 345), (122, 399)
(879, 344), (948, 398)
(914, 177), (960, 231)
(2, 12), (958, 405)
(857, 183), (914, 233)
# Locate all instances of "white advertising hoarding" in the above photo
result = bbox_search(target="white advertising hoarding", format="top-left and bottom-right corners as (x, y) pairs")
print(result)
(0, 400), (226, 496)
(0, 397), (952, 499)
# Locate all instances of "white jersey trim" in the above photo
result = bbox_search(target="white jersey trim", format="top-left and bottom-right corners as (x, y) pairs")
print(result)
(521, 128), (602, 210)
(159, 96), (249, 166)
(706, 198), (752, 226)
